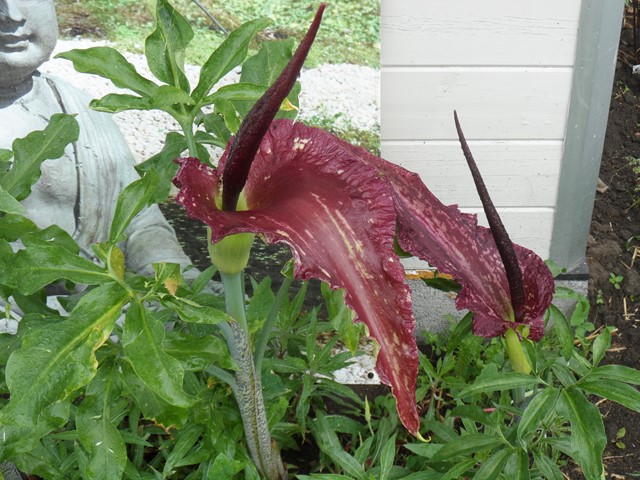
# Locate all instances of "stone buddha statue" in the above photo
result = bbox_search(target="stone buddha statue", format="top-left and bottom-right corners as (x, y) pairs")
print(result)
(0, 0), (197, 278)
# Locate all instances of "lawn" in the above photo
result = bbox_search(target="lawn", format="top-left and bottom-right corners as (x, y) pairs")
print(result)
(55, 0), (380, 68)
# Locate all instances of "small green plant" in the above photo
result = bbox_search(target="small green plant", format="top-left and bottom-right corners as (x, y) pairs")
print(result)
(610, 272), (624, 290)
(596, 289), (605, 305)
(614, 427), (627, 449)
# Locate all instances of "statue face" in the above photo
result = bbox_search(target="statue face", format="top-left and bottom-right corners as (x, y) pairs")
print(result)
(0, 0), (58, 86)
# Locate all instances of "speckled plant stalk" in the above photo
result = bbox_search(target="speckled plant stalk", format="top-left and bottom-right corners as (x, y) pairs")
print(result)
(209, 6), (325, 478)
(220, 272), (286, 479)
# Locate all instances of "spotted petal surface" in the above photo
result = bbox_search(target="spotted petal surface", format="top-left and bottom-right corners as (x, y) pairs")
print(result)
(335, 140), (554, 340)
(173, 120), (420, 434)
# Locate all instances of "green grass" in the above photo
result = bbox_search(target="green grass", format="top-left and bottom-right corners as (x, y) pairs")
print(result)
(56, 0), (380, 68)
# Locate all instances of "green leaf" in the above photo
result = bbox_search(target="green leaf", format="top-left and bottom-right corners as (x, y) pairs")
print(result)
(579, 380), (640, 413)
(119, 360), (190, 428)
(192, 18), (271, 102)
(110, 169), (162, 244)
(136, 131), (186, 175)
(0, 214), (38, 242)
(205, 82), (268, 104)
(586, 364), (640, 385)
(145, 0), (193, 91)
(163, 330), (232, 371)
(234, 38), (300, 120)
(91, 85), (194, 114)
(56, 47), (158, 96)
(310, 412), (368, 480)
(122, 300), (194, 408)
(2, 113), (79, 201)
(591, 327), (611, 367)
(163, 425), (203, 475)
(76, 361), (127, 480)
(509, 449), (531, 480)
(451, 404), (496, 428)
(402, 443), (443, 459)
(458, 372), (539, 398)
(161, 296), (231, 324)
(10, 242), (111, 294)
(188, 264), (218, 294)
(517, 387), (559, 441)
(430, 433), (505, 462)
(0, 148), (13, 164)
(441, 458), (476, 480)
(378, 433), (397, 480)
(472, 448), (511, 480)
(548, 304), (573, 361)
(0, 186), (26, 215)
(207, 453), (245, 479)
(446, 311), (473, 351)
(322, 283), (363, 354)
(556, 386), (606, 480)
(532, 450), (563, 480)
(202, 112), (232, 146)
(215, 98), (241, 134)
(2, 282), (129, 424)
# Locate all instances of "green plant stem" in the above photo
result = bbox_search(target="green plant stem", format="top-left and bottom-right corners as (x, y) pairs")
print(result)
(180, 118), (199, 158)
(219, 271), (285, 479)
(205, 364), (237, 389)
(220, 271), (249, 333)
(254, 277), (293, 373)
(505, 328), (531, 375)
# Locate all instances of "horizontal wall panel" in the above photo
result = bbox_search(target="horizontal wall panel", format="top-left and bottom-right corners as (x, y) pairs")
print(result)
(381, 140), (563, 207)
(381, 68), (573, 141)
(381, 0), (580, 67)
(400, 207), (554, 270)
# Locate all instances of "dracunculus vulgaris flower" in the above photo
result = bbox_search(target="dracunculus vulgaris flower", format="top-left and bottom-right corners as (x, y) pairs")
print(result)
(172, 3), (555, 436)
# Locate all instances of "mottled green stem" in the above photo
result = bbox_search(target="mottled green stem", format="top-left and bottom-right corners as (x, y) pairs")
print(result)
(220, 272), (286, 480)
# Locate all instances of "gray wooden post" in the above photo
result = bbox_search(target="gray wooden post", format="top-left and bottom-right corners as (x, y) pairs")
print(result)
(550, 0), (625, 272)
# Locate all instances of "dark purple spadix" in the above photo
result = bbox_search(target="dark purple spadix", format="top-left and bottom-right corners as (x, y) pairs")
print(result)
(221, 3), (326, 211)
(453, 111), (526, 322)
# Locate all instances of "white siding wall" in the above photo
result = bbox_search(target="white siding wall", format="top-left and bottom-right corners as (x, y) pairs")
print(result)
(381, 0), (582, 268)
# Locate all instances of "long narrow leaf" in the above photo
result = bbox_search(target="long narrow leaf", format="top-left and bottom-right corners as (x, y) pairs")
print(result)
(56, 47), (159, 96)
(145, 0), (193, 91)
(586, 364), (640, 385)
(548, 304), (573, 361)
(110, 169), (162, 244)
(10, 242), (111, 294)
(192, 18), (271, 102)
(431, 434), (505, 462)
(517, 387), (559, 441)
(580, 380), (640, 413)
(556, 387), (605, 480)
(473, 448), (511, 480)
(459, 372), (539, 398)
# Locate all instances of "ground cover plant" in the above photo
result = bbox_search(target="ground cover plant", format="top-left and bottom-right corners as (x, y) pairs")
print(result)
(1, 2), (640, 479)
